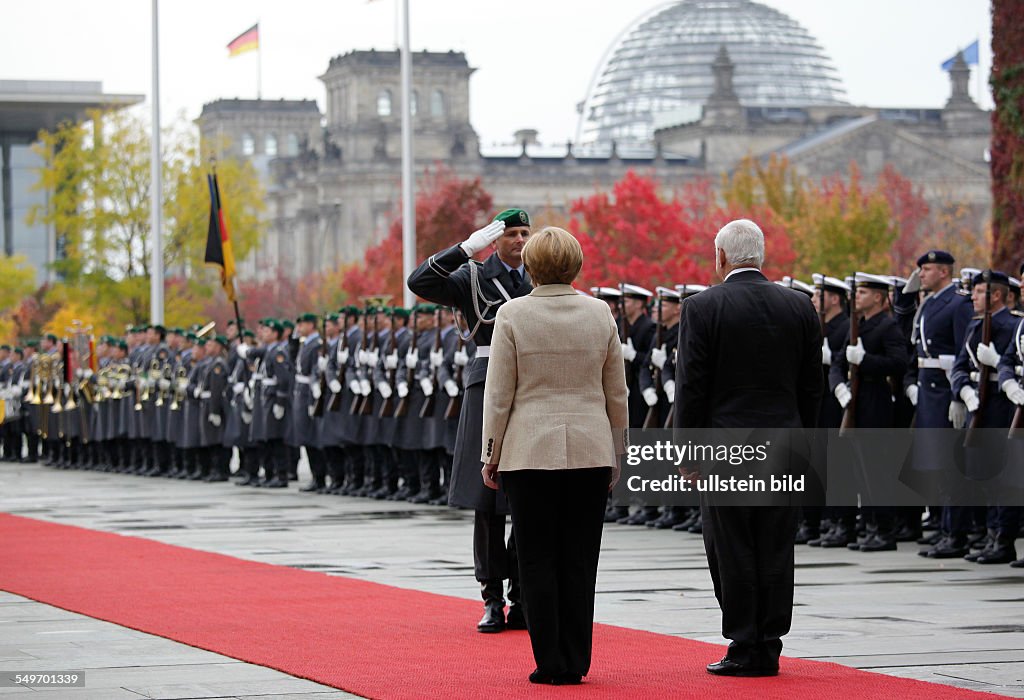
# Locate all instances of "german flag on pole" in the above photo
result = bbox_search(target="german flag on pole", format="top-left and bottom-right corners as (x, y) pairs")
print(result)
(205, 171), (237, 302)
(227, 23), (259, 57)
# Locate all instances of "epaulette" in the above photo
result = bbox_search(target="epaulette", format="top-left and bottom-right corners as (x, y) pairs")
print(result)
(1011, 309), (1024, 318)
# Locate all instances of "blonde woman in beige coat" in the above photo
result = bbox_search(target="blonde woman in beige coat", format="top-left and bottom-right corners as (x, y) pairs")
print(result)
(481, 226), (629, 685)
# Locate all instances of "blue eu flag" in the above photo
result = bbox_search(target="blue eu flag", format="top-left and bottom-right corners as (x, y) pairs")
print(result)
(941, 40), (979, 71)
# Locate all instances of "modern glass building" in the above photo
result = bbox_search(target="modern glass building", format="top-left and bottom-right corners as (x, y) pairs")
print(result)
(0, 80), (142, 284)
(577, 0), (848, 149)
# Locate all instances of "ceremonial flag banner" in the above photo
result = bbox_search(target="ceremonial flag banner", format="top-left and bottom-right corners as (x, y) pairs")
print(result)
(205, 172), (237, 302)
(227, 24), (259, 57)
(941, 39), (979, 70)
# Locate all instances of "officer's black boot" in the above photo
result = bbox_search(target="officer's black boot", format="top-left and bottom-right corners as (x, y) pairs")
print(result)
(505, 576), (527, 630)
(976, 532), (1017, 564)
(477, 581), (506, 633)
(429, 461), (452, 505)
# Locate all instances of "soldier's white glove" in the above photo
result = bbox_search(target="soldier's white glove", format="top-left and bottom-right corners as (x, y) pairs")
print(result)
(241, 410), (252, 425)
(397, 382), (409, 398)
(176, 377), (189, 390)
(236, 344), (249, 359)
(444, 379), (459, 397)
(329, 379), (342, 395)
(158, 378), (171, 391)
(405, 349), (419, 369)
(348, 379), (361, 395)
(903, 268), (922, 294)
(621, 338), (637, 362)
(83, 368), (93, 379)
(272, 403), (285, 420)
(948, 400), (967, 429)
(317, 355), (329, 372)
(307, 405), (315, 417)
(199, 390), (211, 400)
(460, 219), (505, 257)
(384, 351), (399, 370)
(359, 379), (371, 396)
(905, 384), (919, 407)
(357, 349), (369, 366)
(454, 349), (469, 367)
(959, 385), (980, 413)
(420, 378), (434, 397)
(429, 348), (444, 368)
(192, 386), (202, 399)
(74, 367), (84, 379)
(976, 342), (1001, 369)
(821, 338), (832, 366)
(651, 345), (667, 370)
(337, 347), (349, 365)
(664, 379), (676, 404)
(232, 381), (245, 395)
(365, 348), (379, 367)
(208, 413), (221, 428)
(244, 392), (253, 410)
(311, 382), (322, 399)
(378, 382), (393, 399)
(834, 383), (852, 409)
(642, 387), (658, 407)
(1003, 379), (1024, 406)
(846, 338), (865, 366)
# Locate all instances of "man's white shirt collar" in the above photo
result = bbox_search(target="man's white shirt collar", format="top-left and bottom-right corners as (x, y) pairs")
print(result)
(724, 267), (760, 281)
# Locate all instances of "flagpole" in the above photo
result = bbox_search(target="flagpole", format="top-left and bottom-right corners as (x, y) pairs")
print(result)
(400, 0), (415, 309)
(150, 0), (164, 324)
(257, 19), (262, 100)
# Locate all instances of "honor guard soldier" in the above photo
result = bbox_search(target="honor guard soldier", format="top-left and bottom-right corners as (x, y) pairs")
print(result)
(199, 335), (231, 481)
(998, 261), (1024, 567)
(407, 208), (532, 633)
(291, 313), (326, 492)
(247, 319), (294, 488)
(829, 272), (909, 552)
(386, 308), (421, 500)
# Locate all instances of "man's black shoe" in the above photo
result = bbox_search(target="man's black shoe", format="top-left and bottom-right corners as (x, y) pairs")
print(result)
(976, 542), (1017, 565)
(477, 601), (505, 633)
(299, 481), (322, 492)
(858, 534), (897, 552)
(263, 477), (288, 488)
(506, 604), (527, 630)
(926, 536), (968, 558)
(706, 658), (778, 677)
(794, 524), (819, 544)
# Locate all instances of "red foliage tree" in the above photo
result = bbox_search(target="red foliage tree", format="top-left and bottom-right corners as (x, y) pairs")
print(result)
(879, 165), (932, 273)
(990, 0), (1024, 273)
(341, 166), (494, 302)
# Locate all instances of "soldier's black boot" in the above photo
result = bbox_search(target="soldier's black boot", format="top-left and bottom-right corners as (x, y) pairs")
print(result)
(477, 581), (506, 633)
(964, 528), (997, 562)
(924, 534), (969, 558)
(794, 519), (821, 544)
(976, 534), (1017, 564)
(672, 508), (701, 531)
(410, 451), (440, 503)
(604, 505), (629, 523)
(429, 462), (452, 505)
(505, 576), (526, 630)
(623, 505), (660, 525)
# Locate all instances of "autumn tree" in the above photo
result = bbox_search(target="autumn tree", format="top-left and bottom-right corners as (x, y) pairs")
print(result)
(990, 0), (1024, 273)
(0, 255), (38, 345)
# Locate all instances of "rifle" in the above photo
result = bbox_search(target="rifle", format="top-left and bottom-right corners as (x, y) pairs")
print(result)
(378, 320), (397, 419)
(312, 317), (328, 417)
(350, 311), (371, 415)
(816, 274), (827, 336)
(327, 322), (349, 413)
(445, 326), (465, 420)
(839, 274), (860, 436)
(394, 309), (418, 418)
(356, 310), (378, 416)
(617, 284), (632, 375)
(643, 296), (663, 429)
(419, 309), (442, 419)
(964, 270), (992, 447)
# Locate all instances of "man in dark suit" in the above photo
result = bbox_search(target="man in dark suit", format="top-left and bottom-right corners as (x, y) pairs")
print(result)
(674, 219), (823, 677)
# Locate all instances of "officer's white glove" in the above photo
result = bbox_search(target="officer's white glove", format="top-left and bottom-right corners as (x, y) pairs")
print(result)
(1003, 379), (1024, 406)
(208, 413), (221, 428)
(420, 378), (434, 397)
(83, 368), (93, 379)
(307, 405), (315, 417)
(906, 384), (919, 407)
(642, 387), (658, 407)
(821, 338), (832, 366)
(365, 349), (379, 367)
(397, 382), (409, 398)
(977, 342), (1001, 369)
(273, 403), (285, 420)
(460, 219), (505, 257)
(960, 385), (980, 413)
(317, 355), (329, 372)
(454, 349), (469, 367)
(357, 349), (369, 366)
(158, 378), (171, 391)
(664, 379), (676, 404)
(241, 410), (252, 425)
(405, 349), (419, 369)
(311, 382), (322, 399)
(651, 345), (667, 370)
(948, 400), (967, 429)
(429, 348), (444, 369)
(621, 338), (637, 362)
(74, 368), (83, 379)
(244, 392), (253, 410)
(337, 347), (349, 365)
(232, 381), (245, 395)
(199, 390), (211, 400)
(236, 344), (249, 359)
(384, 351), (399, 370)
(329, 379), (342, 394)
(834, 383), (852, 409)
(378, 381), (393, 399)
(846, 338), (866, 366)
(348, 379), (361, 395)
(444, 379), (459, 397)
(359, 379), (371, 396)
(192, 386), (202, 399)
(903, 268), (922, 294)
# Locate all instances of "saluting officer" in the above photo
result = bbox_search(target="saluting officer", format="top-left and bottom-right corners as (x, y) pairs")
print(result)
(407, 208), (532, 634)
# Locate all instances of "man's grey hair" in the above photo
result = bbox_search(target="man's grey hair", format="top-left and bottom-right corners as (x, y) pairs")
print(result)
(714, 219), (765, 268)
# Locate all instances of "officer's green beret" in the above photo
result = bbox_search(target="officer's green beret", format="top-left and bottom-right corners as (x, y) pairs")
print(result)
(392, 308), (411, 320)
(45, 333), (58, 343)
(266, 319), (284, 333)
(227, 318), (245, 327)
(413, 303), (439, 313)
(297, 312), (318, 324)
(494, 208), (530, 228)
(169, 327), (184, 335)
(364, 305), (380, 316)
(213, 334), (230, 348)
(282, 319), (295, 330)
(152, 324), (166, 334)
(377, 306), (393, 316)
(13, 347), (23, 356)
(325, 312), (340, 322)
(241, 329), (256, 339)
(25, 340), (39, 348)
(340, 305), (361, 317)
(185, 332), (198, 342)
(117, 340), (128, 351)
(0, 344), (10, 351)
(196, 337), (208, 346)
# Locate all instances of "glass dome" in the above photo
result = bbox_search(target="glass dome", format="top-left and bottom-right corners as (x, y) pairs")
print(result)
(577, 0), (847, 148)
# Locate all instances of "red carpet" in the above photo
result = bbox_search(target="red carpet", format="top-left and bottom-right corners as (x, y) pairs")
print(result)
(0, 513), (1001, 699)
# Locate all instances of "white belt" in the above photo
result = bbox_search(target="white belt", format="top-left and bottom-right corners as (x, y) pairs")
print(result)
(968, 371), (999, 383)
(918, 357), (943, 369)
(295, 375), (311, 385)
(475, 346), (490, 359)
(261, 378), (278, 386)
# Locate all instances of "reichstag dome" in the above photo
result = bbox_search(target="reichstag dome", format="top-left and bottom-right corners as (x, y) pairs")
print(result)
(577, 0), (848, 148)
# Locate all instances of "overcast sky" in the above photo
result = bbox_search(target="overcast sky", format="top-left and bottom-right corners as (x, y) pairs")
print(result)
(1, 0), (992, 147)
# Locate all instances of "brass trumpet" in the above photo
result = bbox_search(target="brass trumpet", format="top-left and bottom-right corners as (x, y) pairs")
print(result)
(169, 366), (187, 411)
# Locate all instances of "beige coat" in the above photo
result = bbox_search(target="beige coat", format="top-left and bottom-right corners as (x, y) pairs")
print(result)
(481, 284), (629, 471)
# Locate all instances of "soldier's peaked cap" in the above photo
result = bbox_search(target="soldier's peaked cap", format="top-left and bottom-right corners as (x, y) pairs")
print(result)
(855, 272), (893, 290)
(917, 250), (955, 266)
(812, 273), (850, 295)
(590, 287), (621, 299)
(675, 284), (709, 297)
(621, 284), (653, 299)
(775, 276), (814, 296)
(970, 270), (1010, 287)
(655, 286), (681, 301)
